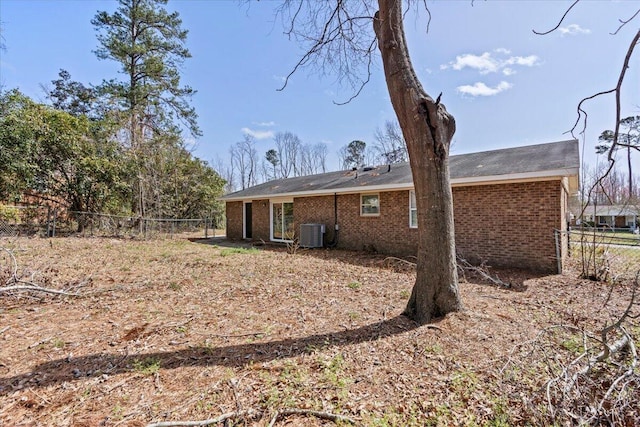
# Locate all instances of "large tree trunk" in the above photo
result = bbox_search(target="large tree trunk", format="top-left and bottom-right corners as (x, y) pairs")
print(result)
(374, 0), (462, 324)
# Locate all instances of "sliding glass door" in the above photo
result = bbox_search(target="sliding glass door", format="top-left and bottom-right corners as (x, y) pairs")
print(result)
(271, 201), (294, 241)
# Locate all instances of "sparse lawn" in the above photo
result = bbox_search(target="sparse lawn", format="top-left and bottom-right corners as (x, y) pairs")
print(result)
(0, 236), (638, 426)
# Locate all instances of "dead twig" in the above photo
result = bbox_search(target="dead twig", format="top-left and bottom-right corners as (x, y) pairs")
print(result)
(205, 331), (266, 339)
(146, 409), (257, 427)
(1, 246), (81, 297)
(269, 408), (356, 425)
(540, 271), (639, 424)
(0, 284), (79, 296)
(457, 256), (511, 288)
(382, 254), (511, 288)
(381, 256), (416, 268)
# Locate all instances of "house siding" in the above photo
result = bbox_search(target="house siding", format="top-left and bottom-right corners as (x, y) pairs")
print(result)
(225, 179), (566, 272)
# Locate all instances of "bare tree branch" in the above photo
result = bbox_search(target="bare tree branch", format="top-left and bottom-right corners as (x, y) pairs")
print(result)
(274, 0), (377, 101)
(612, 8), (640, 35)
(1, 247), (82, 297)
(532, 0), (580, 35)
(146, 409), (258, 427)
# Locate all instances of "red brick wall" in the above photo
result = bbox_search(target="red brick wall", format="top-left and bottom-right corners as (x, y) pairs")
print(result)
(226, 201), (243, 239)
(453, 181), (563, 272)
(293, 195), (338, 243)
(225, 199), (271, 241)
(225, 179), (566, 272)
(252, 199), (270, 242)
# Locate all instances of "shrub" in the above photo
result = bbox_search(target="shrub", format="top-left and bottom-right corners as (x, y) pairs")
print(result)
(0, 204), (20, 223)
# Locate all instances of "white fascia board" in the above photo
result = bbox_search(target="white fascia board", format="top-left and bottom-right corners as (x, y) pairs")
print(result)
(449, 168), (580, 187)
(220, 168), (580, 202)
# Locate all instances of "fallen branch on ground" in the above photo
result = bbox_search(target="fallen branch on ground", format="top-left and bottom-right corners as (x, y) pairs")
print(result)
(0, 284), (79, 296)
(146, 407), (355, 427)
(268, 408), (356, 426)
(540, 271), (639, 424)
(146, 409), (258, 427)
(0, 246), (82, 297)
(457, 256), (511, 288)
(381, 255), (511, 288)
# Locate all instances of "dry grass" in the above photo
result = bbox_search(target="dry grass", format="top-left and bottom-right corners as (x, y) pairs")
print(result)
(0, 236), (637, 426)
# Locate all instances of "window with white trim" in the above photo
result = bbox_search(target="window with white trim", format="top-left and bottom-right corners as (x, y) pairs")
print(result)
(409, 190), (417, 228)
(360, 193), (380, 216)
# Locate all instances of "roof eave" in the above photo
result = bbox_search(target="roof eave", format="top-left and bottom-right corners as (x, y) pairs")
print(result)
(219, 167), (580, 202)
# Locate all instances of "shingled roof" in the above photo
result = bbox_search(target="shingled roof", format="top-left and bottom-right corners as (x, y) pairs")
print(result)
(220, 139), (579, 201)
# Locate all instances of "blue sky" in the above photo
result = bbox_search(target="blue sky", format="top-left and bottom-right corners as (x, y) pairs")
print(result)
(1, 0), (639, 174)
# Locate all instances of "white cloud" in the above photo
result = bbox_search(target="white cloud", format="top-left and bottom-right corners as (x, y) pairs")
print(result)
(241, 127), (274, 140)
(505, 55), (540, 67)
(457, 81), (513, 97)
(559, 24), (591, 36)
(448, 52), (499, 74)
(253, 121), (276, 127)
(442, 50), (540, 75)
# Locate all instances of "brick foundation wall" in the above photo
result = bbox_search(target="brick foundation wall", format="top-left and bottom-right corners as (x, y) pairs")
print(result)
(225, 179), (566, 272)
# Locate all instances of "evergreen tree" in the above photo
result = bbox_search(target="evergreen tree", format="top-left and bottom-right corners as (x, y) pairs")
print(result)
(92, 0), (200, 218)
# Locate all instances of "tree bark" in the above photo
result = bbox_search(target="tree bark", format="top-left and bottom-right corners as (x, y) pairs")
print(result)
(374, 0), (462, 324)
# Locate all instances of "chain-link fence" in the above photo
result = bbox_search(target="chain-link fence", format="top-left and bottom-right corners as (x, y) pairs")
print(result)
(559, 227), (640, 282)
(0, 205), (53, 237)
(0, 205), (225, 239)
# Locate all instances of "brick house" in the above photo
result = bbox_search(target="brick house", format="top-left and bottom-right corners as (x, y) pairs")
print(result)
(581, 204), (638, 230)
(220, 140), (579, 273)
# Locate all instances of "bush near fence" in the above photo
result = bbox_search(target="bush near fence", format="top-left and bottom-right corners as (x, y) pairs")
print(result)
(565, 226), (640, 282)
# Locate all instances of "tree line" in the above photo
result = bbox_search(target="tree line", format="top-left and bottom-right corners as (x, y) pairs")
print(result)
(0, 0), (225, 227)
(220, 119), (409, 192)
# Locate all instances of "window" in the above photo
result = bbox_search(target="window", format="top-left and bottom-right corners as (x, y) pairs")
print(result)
(271, 201), (294, 241)
(409, 190), (417, 228)
(361, 193), (380, 216)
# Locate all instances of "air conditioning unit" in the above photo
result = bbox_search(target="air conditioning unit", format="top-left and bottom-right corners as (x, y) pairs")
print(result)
(300, 223), (325, 248)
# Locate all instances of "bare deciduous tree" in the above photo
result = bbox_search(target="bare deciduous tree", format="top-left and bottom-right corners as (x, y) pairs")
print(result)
(230, 136), (259, 190)
(275, 0), (462, 323)
(274, 131), (303, 178)
(373, 119), (408, 164)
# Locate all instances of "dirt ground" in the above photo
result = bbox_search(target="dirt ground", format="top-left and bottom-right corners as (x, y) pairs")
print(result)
(0, 236), (638, 426)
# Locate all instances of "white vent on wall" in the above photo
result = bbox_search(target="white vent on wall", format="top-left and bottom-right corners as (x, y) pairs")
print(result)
(300, 223), (325, 248)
